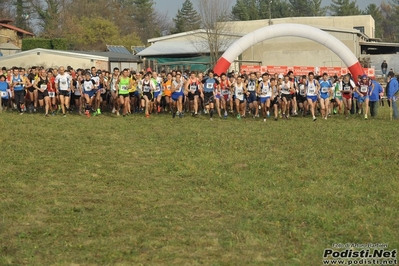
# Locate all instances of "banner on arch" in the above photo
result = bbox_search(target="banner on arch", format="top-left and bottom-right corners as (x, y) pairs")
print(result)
(293, 66), (315, 76)
(266, 66), (288, 75)
(240, 65), (261, 74)
(319, 67), (342, 77)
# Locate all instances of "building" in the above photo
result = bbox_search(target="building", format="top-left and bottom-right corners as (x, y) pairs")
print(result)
(223, 15), (374, 71)
(0, 19), (34, 48)
(0, 48), (142, 71)
(138, 15), (399, 75)
(137, 29), (243, 72)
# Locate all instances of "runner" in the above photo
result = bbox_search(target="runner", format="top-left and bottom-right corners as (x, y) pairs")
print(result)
(270, 77), (280, 121)
(109, 67), (120, 114)
(214, 74), (223, 118)
(27, 66), (38, 113)
(141, 72), (154, 117)
(0, 74), (9, 111)
(33, 68), (51, 116)
(288, 70), (298, 116)
(115, 68), (133, 117)
(11, 67), (27, 115)
(297, 75), (308, 117)
(246, 72), (259, 118)
(151, 71), (162, 114)
(128, 71), (138, 114)
(331, 76), (343, 116)
(219, 73), (231, 119)
(94, 72), (107, 115)
(163, 72), (173, 113)
(319, 73), (333, 120)
(280, 75), (293, 119)
(355, 74), (374, 120)
(185, 71), (201, 116)
(202, 70), (219, 120)
(133, 71), (144, 113)
(82, 72), (96, 117)
(233, 75), (247, 119)
(341, 74), (356, 119)
(72, 73), (82, 115)
(47, 70), (57, 115)
(55, 66), (72, 117)
(257, 72), (273, 122)
(306, 72), (320, 121)
(171, 72), (184, 118)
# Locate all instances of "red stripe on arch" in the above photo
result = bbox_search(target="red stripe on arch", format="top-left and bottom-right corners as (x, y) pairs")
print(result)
(214, 57), (231, 76)
(348, 62), (365, 83)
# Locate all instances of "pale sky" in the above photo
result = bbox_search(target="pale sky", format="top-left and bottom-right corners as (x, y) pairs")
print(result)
(154, 0), (384, 17)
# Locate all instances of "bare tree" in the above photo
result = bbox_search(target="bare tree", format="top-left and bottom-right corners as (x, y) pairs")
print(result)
(27, 0), (67, 37)
(196, 0), (232, 67)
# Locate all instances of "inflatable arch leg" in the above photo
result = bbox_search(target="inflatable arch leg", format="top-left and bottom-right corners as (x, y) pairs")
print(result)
(214, 23), (364, 82)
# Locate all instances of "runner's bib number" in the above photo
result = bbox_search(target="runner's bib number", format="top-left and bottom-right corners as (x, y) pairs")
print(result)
(190, 85), (197, 93)
(40, 85), (47, 90)
(206, 83), (213, 89)
(360, 86), (368, 93)
(344, 86), (351, 92)
(120, 85), (128, 91)
(222, 90), (229, 95)
(236, 90), (244, 101)
(336, 91), (342, 97)
(143, 85), (150, 92)
(60, 80), (68, 90)
(321, 87), (328, 93)
(48, 92), (55, 97)
(248, 84), (256, 91)
(0, 91), (7, 97)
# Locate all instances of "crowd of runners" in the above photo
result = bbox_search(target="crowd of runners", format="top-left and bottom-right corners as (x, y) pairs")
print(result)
(0, 65), (395, 121)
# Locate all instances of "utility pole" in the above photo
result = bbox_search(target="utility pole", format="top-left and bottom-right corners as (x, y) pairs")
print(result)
(268, 1), (273, 26)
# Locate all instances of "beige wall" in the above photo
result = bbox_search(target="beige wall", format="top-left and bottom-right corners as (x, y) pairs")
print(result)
(235, 30), (361, 70)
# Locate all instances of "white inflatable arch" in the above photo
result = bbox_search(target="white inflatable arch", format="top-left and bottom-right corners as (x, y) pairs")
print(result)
(214, 23), (364, 81)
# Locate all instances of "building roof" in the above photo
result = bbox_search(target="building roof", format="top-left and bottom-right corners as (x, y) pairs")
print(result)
(0, 48), (107, 60)
(75, 51), (142, 62)
(106, 45), (131, 54)
(360, 42), (399, 48)
(137, 38), (239, 57)
(138, 30), (243, 57)
(0, 23), (34, 36)
(0, 48), (142, 62)
(148, 29), (244, 43)
(132, 46), (146, 54)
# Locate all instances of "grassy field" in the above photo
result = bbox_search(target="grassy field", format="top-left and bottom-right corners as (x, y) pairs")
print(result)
(0, 107), (398, 265)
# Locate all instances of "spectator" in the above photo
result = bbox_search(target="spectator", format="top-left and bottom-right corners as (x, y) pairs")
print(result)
(386, 72), (399, 119)
(369, 80), (383, 117)
(381, 60), (388, 77)
(388, 68), (394, 77)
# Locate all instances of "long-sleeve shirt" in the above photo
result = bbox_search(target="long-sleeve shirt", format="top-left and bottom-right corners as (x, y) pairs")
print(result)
(370, 80), (383, 102)
(387, 77), (399, 99)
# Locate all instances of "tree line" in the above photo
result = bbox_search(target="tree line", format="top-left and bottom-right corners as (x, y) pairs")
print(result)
(1, 0), (399, 51)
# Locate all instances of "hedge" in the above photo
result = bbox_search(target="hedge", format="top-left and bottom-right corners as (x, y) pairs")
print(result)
(22, 38), (69, 51)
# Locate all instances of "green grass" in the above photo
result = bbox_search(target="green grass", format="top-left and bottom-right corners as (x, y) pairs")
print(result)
(0, 108), (398, 265)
